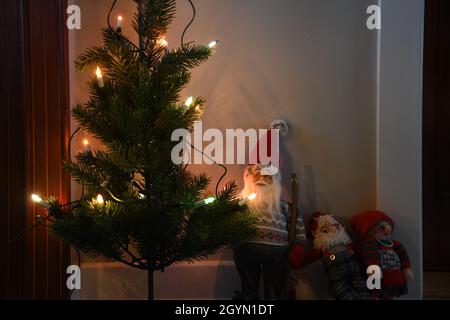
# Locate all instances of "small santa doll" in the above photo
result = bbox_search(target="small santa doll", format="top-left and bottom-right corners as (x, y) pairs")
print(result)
(292, 212), (371, 300)
(233, 163), (307, 300)
(350, 210), (413, 300)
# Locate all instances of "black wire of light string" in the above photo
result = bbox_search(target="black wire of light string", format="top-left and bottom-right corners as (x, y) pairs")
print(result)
(181, 0), (196, 49)
(67, 129), (94, 299)
(185, 141), (228, 198)
(66, 128), (85, 287)
(68, 128), (129, 204)
(107, 0), (198, 52)
(107, 0), (118, 30)
(107, 0), (197, 50)
(0, 216), (51, 250)
(75, 1), (227, 202)
(106, 0), (228, 198)
(68, 127), (85, 199)
(107, 0), (142, 53)
(179, 0), (228, 197)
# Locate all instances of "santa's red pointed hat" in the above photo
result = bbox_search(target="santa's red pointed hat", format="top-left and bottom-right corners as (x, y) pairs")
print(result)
(350, 210), (394, 240)
(249, 127), (281, 176)
(256, 129), (272, 164)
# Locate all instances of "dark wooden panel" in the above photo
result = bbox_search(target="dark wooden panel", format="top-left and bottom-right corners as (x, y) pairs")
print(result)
(0, 0), (70, 299)
(423, 0), (450, 271)
(0, 0), (27, 299)
(44, 0), (71, 300)
(25, 0), (71, 299)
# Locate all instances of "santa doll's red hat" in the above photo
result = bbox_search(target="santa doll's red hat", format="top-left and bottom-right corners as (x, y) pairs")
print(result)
(350, 210), (394, 240)
(256, 129), (272, 164)
(248, 129), (279, 176)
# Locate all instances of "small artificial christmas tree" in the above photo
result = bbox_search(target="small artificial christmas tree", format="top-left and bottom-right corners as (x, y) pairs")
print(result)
(33, 0), (257, 300)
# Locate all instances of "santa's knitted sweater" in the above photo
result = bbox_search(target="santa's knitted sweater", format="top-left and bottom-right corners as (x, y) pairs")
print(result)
(243, 200), (307, 255)
(362, 237), (411, 271)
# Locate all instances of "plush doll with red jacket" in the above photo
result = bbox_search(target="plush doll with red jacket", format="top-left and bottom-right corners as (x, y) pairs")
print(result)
(350, 210), (413, 300)
(291, 212), (371, 300)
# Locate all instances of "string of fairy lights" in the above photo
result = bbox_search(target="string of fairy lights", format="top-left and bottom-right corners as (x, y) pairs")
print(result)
(31, 2), (257, 212)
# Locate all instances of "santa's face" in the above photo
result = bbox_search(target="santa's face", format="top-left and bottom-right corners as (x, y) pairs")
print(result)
(313, 215), (352, 250)
(318, 220), (340, 234)
(245, 164), (277, 188)
(242, 164), (281, 214)
(371, 222), (393, 241)
(251, 167), (274, 186)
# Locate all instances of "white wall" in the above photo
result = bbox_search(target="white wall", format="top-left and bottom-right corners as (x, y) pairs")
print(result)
(177, 0), (378, 215)
(377, 0), (424, 299)
(68, 0), (423, 300)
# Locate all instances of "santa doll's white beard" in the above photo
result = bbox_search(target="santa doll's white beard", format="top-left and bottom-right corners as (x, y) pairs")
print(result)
(313, 226), (352, 251)
(241, 176), (281, 214)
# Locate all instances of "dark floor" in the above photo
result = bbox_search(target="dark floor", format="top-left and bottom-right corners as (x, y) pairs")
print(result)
(424, 272), (450, 300)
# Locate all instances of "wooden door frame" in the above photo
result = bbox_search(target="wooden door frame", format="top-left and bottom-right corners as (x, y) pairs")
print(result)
(422, 0), (450, 272)
(0, 0), (70, 299)
(423, 0), (438, 272)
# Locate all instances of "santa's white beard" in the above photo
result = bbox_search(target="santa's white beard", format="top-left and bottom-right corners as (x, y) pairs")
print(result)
(241, 174), (281, 214)
(313, 226), (352, 251)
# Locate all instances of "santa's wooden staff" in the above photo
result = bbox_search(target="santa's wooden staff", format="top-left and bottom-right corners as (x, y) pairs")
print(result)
(289, 174), (299, 245)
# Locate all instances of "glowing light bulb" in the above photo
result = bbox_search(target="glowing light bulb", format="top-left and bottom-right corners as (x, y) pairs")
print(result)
(239, 193), (258, 206)
(31, 194), (50, 209)
(96, 67), (102, 78)
(96, 67), (104, 88)
(83, 139), (91, 152)
(157, 37), (168, 47)
(248, 193), (258, 201)
(204, 197), (216, 205)
(185, 96), (194, 108)
(138, 193), (146, 199)
(208, 40), (219, 49)
(96, 194), (105, 205)
(32, 194), (43, 204)
(195, 196), (216, 208)
(117, 16), (123, 30)
(195, 105), (201, 112)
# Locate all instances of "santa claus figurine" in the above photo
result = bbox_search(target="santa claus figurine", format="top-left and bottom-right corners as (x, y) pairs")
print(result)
(292, 212), (371, 300)
(233, 163), (307, 300)
(350, 210), (413, 300)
